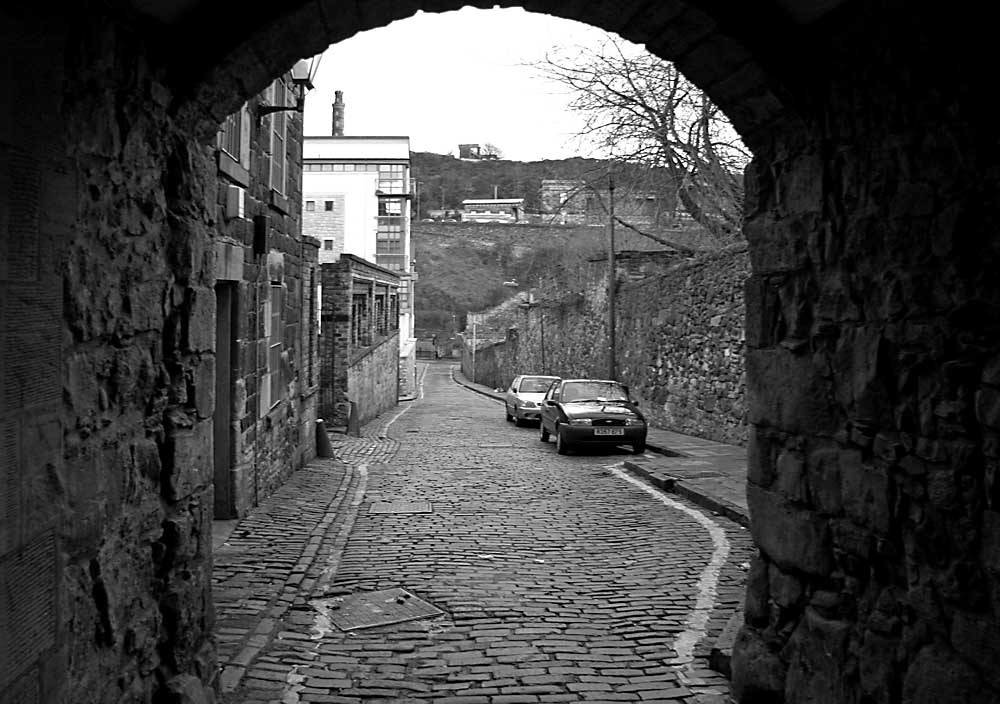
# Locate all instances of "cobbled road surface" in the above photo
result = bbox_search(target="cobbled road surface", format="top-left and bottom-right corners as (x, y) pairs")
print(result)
(214, 361), (754, 704)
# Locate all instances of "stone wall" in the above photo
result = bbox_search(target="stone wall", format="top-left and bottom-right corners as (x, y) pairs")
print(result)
(319, 255), (401, 428)
(0, 12), (319, 702)
(466, 246), (749, 446)
(213, 95), (320, 518)
(731, 5), (1000, 702)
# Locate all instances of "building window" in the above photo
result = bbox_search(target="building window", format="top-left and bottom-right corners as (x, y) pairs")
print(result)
(378, 198), (403, 217)
(351, 293), (370, 346)
(305, 200), (316, 211)
(375, 293), (387, 336)
(260, 284), (285, 411)
(217, 104), (251, 169)
(268, 79), (287, 195)
(323, 240), (334, 250)
(325, 201), (334, 211)
(307, 270), (316, 388)
(378, 163), (407, 194)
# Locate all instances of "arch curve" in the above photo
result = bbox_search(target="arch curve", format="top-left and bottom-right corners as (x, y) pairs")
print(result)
(167, 0), (810, 152)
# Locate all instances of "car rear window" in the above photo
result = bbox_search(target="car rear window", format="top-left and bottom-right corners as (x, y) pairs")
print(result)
(521, 378), (555, 393)
(561, 381), (628, 402)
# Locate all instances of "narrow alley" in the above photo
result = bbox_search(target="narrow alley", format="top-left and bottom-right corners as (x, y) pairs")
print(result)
(213, 362), (754, 703)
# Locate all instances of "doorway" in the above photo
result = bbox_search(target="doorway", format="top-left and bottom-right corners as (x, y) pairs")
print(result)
(213, 282), (238, 518)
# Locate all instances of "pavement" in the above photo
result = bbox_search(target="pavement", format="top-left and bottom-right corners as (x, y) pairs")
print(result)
(453, 371), (748, 528)
(211, 363), (752, 702)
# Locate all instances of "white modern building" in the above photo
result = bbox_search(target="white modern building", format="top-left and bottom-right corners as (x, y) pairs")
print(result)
(303, 92), (417, 397)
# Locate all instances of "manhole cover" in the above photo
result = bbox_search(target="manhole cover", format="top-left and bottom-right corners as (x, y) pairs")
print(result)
(327, 588), (443, 631)
(369, 501), (432, 514)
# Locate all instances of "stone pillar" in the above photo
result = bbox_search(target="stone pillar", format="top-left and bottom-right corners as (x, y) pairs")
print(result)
(731, 11), (1000, 700)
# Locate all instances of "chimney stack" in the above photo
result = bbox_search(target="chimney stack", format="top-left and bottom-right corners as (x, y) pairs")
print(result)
(332, 91), (344, 136)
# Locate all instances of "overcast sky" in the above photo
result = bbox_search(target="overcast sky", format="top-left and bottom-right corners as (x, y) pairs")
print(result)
(301, 7), (632, 162)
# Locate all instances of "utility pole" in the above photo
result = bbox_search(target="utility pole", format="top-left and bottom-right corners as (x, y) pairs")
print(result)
(471, 318), (478, 383)
(607, 173), (616, 380)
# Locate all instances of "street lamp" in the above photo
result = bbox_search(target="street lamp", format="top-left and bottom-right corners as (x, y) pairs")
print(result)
(518, 294), (547, 375)
(256, 57), (320, 123)
(410, 179), (423, 220)
(607, 172), (617, 380)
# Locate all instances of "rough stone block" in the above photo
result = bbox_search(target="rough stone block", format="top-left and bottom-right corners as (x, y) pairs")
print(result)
(839, 450), (890, 534)
(860, 630), (898, 703)
(729, 626), (786, 703)
(745, 554), (771, 626)
(984, 510), (1000, 573)
(806, 446), (843, 515)
(191, 356), (215, 420)
(184, 286), (216, 353)
(747, 347), (840, 435)
(902, 643), (995, 704)
(748, 484), (834, 576)
(775, 448), (808, 503)
(951, 610), (1000, 690)
(768, 564), (804, 609)
(163, 420), (212, 502)
(747, 425), (778, 489)
(784, 607), (851, 704)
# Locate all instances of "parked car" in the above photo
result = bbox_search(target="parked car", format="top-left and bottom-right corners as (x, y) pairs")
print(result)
(505, 374), (561, 426)
(539, 378), (647, 455)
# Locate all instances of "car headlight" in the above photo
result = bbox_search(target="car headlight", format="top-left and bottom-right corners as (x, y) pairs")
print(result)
(624, 418), (645, 426)
(567, 418), (593, 426)
(521, 400), (537, 408)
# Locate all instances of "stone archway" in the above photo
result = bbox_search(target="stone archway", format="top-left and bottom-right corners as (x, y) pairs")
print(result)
(2, 2), (998, 703)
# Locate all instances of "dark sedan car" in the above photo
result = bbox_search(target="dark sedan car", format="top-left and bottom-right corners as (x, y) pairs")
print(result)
(538, 378), (647, 455)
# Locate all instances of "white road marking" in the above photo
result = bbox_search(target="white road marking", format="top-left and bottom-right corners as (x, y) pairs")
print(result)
(608, 464), (731, 673)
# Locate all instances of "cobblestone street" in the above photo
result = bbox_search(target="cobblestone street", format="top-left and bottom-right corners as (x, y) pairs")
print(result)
(214, 362), (754, 703)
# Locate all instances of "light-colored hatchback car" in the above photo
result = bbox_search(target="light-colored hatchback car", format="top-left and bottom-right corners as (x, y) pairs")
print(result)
(504, 375), (561, 426)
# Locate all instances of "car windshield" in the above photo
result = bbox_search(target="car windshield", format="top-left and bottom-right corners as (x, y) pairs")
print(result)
(560, 381), (629, 403)
(520, 378), (556, 393)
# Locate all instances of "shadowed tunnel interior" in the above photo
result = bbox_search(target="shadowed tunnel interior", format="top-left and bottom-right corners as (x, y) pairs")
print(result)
(1, 2), (998, 702)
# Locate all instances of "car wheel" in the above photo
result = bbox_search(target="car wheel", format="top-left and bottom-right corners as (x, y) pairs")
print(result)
(514, 415), (525, 427)
(555, 425), (570, 455)
(632, 442), (646, 455)
(539, 422), (550, 442)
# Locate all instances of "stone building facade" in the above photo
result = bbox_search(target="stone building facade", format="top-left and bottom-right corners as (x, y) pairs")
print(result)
(213, 79), (321, 519)
(319, 254), (402, 428)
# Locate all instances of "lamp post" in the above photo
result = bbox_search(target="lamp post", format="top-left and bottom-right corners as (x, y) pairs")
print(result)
(519, 294), (547, 375)
(607, 172), (617, 380)
(471, 317), (478, 383)
(256, 56), (320, 124)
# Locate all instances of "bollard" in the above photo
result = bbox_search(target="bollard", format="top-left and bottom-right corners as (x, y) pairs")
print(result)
(347, 401), (360, 437)
(315, 418), (334, 457)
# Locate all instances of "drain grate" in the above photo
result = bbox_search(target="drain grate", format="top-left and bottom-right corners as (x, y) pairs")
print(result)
(327, 588), (443, 631)
(369, 500), (432, 514)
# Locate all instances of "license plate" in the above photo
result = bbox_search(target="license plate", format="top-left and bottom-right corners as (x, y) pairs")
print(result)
(594, 428), (624, 436)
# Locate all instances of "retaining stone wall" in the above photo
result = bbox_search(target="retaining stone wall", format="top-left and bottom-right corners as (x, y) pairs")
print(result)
(467, 246), (749, 446)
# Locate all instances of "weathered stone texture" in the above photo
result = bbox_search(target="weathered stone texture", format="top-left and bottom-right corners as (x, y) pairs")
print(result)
(319, 256), (401, 428)
(732, 4), (1000, 702)
(470, 245), (749, 446)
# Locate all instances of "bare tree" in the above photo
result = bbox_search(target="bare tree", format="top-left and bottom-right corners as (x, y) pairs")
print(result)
(534, 36), (750, 242)
(481, 143), (503, 160)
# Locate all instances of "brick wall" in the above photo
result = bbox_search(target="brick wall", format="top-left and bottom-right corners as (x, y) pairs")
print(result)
(320, 256), (401, 427)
